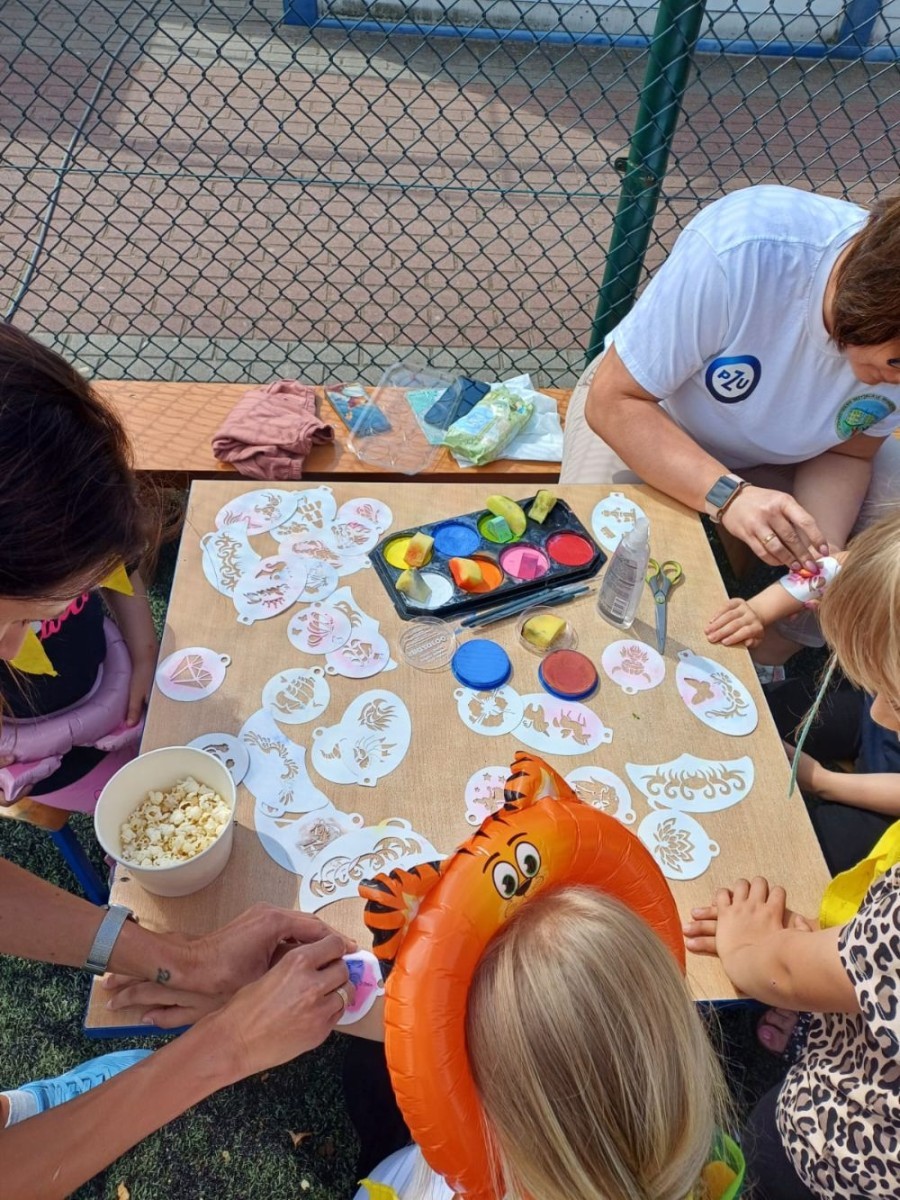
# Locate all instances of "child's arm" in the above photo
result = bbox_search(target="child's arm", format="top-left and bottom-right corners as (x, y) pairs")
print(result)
(682, 876), (859, 1013)
(705, 585), (803, 648)
(791, 746), (900, 816)
(104, 569), (159, 725)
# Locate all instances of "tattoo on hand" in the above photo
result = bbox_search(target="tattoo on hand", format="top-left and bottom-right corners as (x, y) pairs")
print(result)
(156, 968), (171, 985)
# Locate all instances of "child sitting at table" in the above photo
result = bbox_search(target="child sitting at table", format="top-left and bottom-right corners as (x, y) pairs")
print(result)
(0, 325), (160, 808)
(705, 522), (900, 879)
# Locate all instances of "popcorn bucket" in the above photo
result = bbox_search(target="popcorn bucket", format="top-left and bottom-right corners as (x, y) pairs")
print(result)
(94, 746), (237, 897)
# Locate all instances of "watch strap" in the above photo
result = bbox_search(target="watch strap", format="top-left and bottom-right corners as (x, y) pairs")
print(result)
(84, 904), (133, 976)
(705, 475), (746, 523)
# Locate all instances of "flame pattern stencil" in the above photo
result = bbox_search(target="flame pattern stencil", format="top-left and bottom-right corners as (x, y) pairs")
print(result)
(513, 693), (612, 756)
(625, 753), (754, 813)
(200, 525), (260, 596)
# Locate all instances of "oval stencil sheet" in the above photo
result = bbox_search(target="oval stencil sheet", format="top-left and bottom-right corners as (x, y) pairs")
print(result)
(464, 765), (510, 825)
(262, 667), (330, 725)
(255, 802), (364, 876)
(310, 726), (358, 785)
(326, 629), (393, 679)
(288, 605), (353, 655)
(564, 766), (635, 825)
(240, 709), (332, 819)
(454, 686), (525, 738)
(675, 651), (758, 736)
(187, 733), (250, 785)
(600, 640), (666, 694)
(625, 753), (754, 813)
(638, 810), (719, 881)
(298, 819), (444, 912)
(313, 691), (411, 788)
(298, 562), (339, 603)
(272, 486), (337, 535)
(514, 693), (612, 756)
(329, 517), (380, 556)
(336, 497), (393, 534)
(201, 526), (260, 596)
(215, 488), (298, 534)
(590, 491), (647, 554)
(232, 554), (307, 624)
(155, 647), (230, 702)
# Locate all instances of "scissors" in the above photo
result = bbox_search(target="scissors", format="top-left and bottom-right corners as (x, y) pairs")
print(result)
(645, 559), (684, 654)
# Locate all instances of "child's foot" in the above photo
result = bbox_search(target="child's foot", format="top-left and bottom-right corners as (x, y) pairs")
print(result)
(18, 1048), (152, 1113)
(757, 1007), (798, 1056)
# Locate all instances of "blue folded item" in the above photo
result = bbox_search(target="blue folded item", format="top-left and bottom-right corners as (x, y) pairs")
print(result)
(423, 378), (490, 430)
(325, 384), (392, 437)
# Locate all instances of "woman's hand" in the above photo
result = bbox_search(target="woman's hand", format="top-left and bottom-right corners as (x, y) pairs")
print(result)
(705, 598), (765, 648)
(204, 937), (354, 1081)
(104, 977), (227, 1028)
(721, 486), (827, 568)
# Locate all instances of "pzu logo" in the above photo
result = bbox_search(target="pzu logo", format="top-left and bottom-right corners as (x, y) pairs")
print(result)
(705, 355), (761, 404)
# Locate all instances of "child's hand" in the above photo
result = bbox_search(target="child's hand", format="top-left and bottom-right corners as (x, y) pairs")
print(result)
(704, 598), (764, 648)
(683, 879), (816, 957)
(126, 646), (157, 726)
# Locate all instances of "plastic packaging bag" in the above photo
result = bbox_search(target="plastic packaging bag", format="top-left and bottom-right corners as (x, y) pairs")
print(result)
(442, 382), (534, 467)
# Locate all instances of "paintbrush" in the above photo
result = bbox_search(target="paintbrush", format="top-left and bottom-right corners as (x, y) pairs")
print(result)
(456, 583), (591, 632)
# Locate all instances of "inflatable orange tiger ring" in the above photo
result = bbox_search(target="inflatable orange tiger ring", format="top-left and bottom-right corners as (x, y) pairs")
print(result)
(360, 752), (684, 1200)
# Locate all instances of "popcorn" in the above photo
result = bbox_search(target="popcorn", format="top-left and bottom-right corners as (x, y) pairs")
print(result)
(119, 776), (231, 867)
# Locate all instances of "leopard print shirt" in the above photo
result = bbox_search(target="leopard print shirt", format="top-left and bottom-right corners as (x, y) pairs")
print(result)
(777, 863), (900, 1198)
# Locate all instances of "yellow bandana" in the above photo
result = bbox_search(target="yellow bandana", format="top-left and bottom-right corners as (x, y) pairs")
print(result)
(8, 564), (133, 677)
(820, 818), (900, 928)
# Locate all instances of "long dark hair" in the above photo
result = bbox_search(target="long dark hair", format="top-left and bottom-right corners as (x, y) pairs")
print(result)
(0, 324), (149, 601)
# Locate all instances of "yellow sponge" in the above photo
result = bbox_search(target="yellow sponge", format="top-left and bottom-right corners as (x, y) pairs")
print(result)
(521, 614), (565, 650)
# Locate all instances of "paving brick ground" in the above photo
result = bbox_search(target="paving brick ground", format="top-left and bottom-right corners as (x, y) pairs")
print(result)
(2, 0), (899, 385)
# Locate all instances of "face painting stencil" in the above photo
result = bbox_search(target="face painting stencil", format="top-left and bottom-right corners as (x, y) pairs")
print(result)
(155, 647), (230, 702)
(298, 818), (444, 912)
(215, 489), (298, 534)
(600, 639), (666, 694)
(240, 708), (332, 819)
(675, 651), (758, 736)
(463, 765), (509, 825)
(312, 691), (411, 787)
(232, 555), (307, 624)
(591, 491), (648, 554)
(325, 628), (394, 679)
(337, 951), (386, 1026)
(625, 752), (754, 813)
(297, 561), (340, 603)
(513, 693), (612, 755)
(201, 526), (261, 596)
(288, 605), (353, 655)
(262, 667), (331, 726)
(254, 800), (363, 875)
(453, 686), (525, 737)
(187, 734), (250, 785)
(637, 809), (719, 881)
(564, 766), (635, 824)
(272, 486), (337, 535)
(336, 498), (393, 534)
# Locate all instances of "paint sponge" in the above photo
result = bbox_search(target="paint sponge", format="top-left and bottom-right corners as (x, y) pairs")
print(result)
(485, 495), (527, 537)
(404, 531), (434, 568)
(449, 558), (483, 589)
(396, 569), (431, 603)
(529, 489), (558, 524)
(521, 614), (565, 651)
(485, 515), (513, 543)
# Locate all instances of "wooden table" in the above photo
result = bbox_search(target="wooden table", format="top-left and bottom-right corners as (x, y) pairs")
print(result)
(87, 482), (828, 1031)
(96, 381), (571, 485)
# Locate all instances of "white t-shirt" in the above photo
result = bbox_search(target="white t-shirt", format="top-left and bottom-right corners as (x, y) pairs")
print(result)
(353, 1145), (452, 1200)
(613, 186), (900, 469)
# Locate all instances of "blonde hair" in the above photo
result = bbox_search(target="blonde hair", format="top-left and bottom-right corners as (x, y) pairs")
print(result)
(465, 886), (728, 1200)
(818, 510), (900, 699)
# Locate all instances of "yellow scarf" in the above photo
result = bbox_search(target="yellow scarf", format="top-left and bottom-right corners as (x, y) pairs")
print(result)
(820, 818), (900, 928)
(8, 564), (133, 678)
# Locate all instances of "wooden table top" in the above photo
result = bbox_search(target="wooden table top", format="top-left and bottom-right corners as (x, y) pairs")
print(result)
(87, 481), (828, 1030)
(96, 381), (571, 484)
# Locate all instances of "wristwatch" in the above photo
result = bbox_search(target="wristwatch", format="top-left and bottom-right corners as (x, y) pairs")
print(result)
(704, 475), (748, 524)
(84, 904), (134, 976)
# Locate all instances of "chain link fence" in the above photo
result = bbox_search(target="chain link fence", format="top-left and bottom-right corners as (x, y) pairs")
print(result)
(2, 0), (899, 389)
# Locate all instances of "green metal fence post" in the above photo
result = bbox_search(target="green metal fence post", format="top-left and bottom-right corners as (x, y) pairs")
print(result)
(587, 0), (708, 362)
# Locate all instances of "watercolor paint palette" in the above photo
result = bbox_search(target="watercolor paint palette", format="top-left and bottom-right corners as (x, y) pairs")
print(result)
(372, 496), (606, 620)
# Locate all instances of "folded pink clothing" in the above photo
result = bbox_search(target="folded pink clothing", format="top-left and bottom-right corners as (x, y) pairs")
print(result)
(211, 380), (334, 480)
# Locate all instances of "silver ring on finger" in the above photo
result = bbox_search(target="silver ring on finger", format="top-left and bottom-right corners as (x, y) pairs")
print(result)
(335, 984), (350, 1012)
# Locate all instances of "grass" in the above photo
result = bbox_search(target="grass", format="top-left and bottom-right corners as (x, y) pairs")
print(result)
(0, 521), (805, 1198)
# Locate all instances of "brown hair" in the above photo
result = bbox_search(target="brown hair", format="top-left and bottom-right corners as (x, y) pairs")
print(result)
(466, 886), (729, 1200)
(0, 324), (150, 601)
(830, 194), (900, 349)
(818, 510), (900, 699)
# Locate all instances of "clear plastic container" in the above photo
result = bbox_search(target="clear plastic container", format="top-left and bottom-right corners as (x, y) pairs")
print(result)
(347, 362), (460, 476)
(516, 606), (578, 655)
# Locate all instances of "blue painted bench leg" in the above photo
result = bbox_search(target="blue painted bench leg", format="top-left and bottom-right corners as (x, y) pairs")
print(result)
(49, 824), (109, 905)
